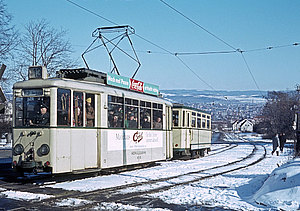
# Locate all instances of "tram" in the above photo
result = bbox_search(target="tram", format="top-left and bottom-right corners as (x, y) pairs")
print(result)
(172, 104), (212, 157)
(12, 66), (173, 174)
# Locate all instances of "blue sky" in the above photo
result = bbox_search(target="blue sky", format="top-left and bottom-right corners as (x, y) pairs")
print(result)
(5, 0), (300, 91)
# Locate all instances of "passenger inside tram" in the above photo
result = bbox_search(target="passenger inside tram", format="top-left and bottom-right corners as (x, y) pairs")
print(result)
(86, 97), (95, 127)
(153, 117), (162, 129)
(141, 116), (150, 129)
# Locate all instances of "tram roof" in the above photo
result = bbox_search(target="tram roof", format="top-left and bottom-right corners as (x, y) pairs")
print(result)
(13, 77), (172, 106)
(172, 103), (211, 115)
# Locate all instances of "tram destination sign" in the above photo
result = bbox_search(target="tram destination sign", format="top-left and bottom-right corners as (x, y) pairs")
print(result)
(107, 72), (159, 96)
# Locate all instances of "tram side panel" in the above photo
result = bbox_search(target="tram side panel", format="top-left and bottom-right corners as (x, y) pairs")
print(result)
(101, 130), (166, 169)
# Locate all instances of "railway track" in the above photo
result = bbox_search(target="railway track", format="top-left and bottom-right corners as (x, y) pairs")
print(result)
(0, 140), (267, 210)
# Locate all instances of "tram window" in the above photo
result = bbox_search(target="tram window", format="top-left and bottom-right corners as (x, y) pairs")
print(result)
(158, 104), (163, 109)
(133, 99), (138, 106)
(146, 102), (151, 108)
(153, 103), (158, 109)
(207, 115), (211, 119)
(202, 120), (206, 128)
(207, 120), (210, 129)
(15, 98), (23, 126)
(192, 112), (196, 116)
(73, 92), (83, 127)
(191, 116), (196, 128)
(108, 95), (123, 128)
(125, 105), (138, 129)
(172, 110), (179, 127)
(197, 118), (201, 128)
(85, 93), (95, 127)
(140, 107), (151, 129)
(57, 89), (71, 126)
(202, 114), (206, 118)
(125, 98), (131, 105)
(153, 110), (163, 129)
(15, 96), (50, 127)
(197, 113), (201, 117)
(140, 101), (145, 107)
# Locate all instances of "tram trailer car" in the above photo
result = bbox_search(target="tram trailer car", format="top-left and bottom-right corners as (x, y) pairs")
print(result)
(12, 66), (173, 174)
(172, 104), (212, 157)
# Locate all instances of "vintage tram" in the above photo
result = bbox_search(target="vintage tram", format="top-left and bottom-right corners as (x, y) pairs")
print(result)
(12, 66), (173, 174)
(172, 104), (212, 157)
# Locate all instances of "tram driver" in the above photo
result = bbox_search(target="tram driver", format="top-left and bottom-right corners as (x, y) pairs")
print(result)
(30, 103), (49, 126)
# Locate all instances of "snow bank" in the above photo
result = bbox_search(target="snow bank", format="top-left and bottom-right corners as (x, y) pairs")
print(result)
(253, 158), (300, 210)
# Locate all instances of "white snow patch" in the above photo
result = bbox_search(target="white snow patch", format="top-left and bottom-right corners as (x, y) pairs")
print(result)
(95, 202), (171, 210)
(2, 190), (53, 201)
(55, 198), (92, 207)
(253, 158), (300, 210)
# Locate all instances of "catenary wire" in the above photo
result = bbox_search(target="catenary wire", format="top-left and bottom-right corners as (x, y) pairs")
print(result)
(159, 0), (237, 51)
(65, 0), (220, 94)
(66, 0), (118, 25)
(158, 0), (265, 95)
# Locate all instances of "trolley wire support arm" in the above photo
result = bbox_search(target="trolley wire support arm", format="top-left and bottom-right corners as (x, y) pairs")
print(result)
(81, 25), (141, 78)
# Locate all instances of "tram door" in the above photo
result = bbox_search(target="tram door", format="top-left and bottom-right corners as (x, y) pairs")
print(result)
(165, 105), (173, 159)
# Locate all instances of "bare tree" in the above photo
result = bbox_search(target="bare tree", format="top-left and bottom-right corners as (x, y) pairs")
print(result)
(261, 91), (298, 138)
(15, 19), (77, 78)
(0, 0), (18, 60)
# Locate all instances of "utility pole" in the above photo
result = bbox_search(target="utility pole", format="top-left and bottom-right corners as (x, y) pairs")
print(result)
(295, 84), (300, 156)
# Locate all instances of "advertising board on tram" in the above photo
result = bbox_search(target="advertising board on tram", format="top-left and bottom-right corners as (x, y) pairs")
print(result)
(107, 72), (159, 96)
(107, 130), (163, 151)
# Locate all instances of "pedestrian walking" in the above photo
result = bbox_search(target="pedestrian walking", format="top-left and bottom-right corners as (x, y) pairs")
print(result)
(272, 134), (280, 156)
(279, 133), (286, 152)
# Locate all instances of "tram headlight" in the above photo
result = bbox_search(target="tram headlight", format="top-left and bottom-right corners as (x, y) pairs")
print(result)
(38, 144), (50, 156)
(13, 144), (24, 155)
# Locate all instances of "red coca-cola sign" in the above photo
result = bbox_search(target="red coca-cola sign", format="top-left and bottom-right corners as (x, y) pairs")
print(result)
(130, 78), (144, 93)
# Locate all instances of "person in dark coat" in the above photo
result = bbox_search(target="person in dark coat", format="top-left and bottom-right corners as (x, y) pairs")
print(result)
(272, 134), (280, 156)
(279, 133), (286, 152)
(30, 104), (49, 126)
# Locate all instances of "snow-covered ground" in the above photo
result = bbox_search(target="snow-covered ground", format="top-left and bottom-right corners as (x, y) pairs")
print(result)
(1, 133), (299, 210)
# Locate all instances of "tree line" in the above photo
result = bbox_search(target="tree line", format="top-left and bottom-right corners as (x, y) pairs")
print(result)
(0, 0), (77, 91)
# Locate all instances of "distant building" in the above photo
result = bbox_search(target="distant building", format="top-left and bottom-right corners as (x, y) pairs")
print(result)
(232, 119), (254, 132)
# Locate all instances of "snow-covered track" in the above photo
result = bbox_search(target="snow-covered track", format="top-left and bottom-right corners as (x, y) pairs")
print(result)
(0, 135), (268, 210)
(2, 142), (265, 210)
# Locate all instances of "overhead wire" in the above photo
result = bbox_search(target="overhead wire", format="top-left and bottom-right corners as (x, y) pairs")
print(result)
(65, 0), (218, 92)
(66, 0), (299, 95)
(159, 0), (237, 51)
(159, 0), (264, 94)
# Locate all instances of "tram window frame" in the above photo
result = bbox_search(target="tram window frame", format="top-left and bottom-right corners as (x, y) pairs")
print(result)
(108, 95), (124, 128)
(15, 97), (23, 127)
(207, 119), (210, 129)
(73, 91), (83, 127)
(202, 119), (206, 128)
(172, 110), (179, 127)
(57, 88), (71, 126)
(15, 96), (50, 127)
(140, 100), (151, 129)
(197, 117), (201, 129)
(125, 97), (138, 129)
(153, 103), (163, 129)
(85, 93), (95, 127)
(191, 112), (196, 128)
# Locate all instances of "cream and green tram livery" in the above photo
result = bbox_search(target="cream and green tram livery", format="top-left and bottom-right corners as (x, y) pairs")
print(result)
(12, 66), (173, 174)
(172, 103), (212, 157)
